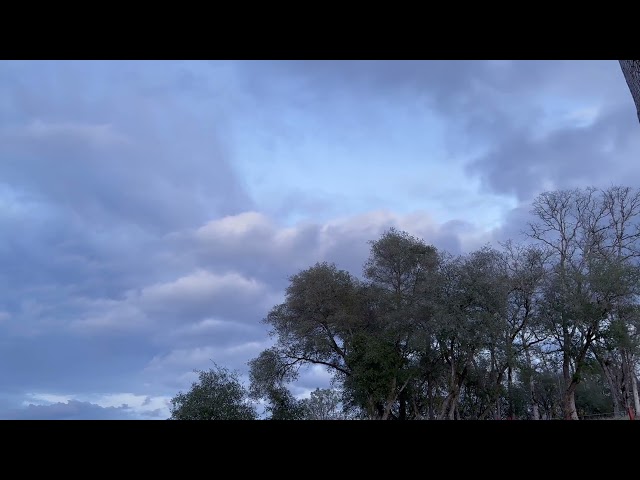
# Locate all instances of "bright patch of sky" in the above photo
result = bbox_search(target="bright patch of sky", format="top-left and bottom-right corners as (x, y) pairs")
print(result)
(229, 75), (517, 229)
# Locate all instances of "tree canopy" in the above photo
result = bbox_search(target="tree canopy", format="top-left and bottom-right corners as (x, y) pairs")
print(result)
(170, 186), (640, 420)
(169, 365), (257, 420)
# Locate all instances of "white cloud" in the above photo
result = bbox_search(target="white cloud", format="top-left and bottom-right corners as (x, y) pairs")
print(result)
(90, 393), (172, 418)
(24, 393), (73, 405)
(190, 209), (493, 276)
(197, 211), (272, 239)
(145, 341), (271, 373)
(139, 269), (265, 307)
(22, 392), (172, 419)
(68, 268), (274, 335)
(171, 318), (256, 336)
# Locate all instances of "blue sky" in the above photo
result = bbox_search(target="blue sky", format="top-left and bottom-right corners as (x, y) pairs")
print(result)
(0, 60), (638, 419)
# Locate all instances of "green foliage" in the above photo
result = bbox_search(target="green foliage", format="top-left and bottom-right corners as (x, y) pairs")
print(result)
(575, 361), (614, 418)
(264, 262), (362, 378)
(265, 388), (308, 420)
(301, 388), (345, 420)
(248, 348), (307, 420)
(169, 365), (257, 420)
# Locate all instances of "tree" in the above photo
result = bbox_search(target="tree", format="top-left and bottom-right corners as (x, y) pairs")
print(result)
(301, 388), (346, 420)
(620, 60), (640, 124)
(251, 230), (443, 420)
(502, 241), (550, 419)
(248, 263), (366, 418)
(528, 187), (640, 419)
(248, 348), (307, 420)
(434, 247), (510, 419)
(169, 365), (257, 420)
(261, 262), (362, 381)
(245, 208), (640, 419)
(352, 228), (440, 420)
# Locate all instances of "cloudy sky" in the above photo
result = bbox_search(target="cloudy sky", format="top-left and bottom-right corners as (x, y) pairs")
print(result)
(0, 60), (637, 419)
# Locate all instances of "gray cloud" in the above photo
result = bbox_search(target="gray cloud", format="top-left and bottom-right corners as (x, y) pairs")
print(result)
(0, 207), (487, 409)
(0, 61), (252, 234)
(239, 61), (637, 204)
(239, 61), (629, 151)
(3, 400), (136, 420)
(467, 105), (640, 201)
(172, 209), (477, 294)
(3, 61), (634, 418)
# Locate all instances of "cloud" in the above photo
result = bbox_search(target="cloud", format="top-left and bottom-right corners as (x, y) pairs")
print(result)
(140, 270), (265, 310)
(467, 105), (640, 201)
(145, 341), (271, 374)
(4, 119), (130, 147)
(238, 61), (629, 152)
(141, 341), (272, 394)
(5, 400), (135, 420)
(2, 61), (636, 419)
(69, 268), (277, 335)
(289, 365), (335, 399)
(2, 392), (172, 420)
(88, 393), (171, 419)
(0, 208), (488, 404)
(184, 209), (490, 286)
(0, 61), (252, 234)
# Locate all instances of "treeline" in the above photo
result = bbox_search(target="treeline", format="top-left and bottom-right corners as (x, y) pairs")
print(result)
(170, 186), (640, 420)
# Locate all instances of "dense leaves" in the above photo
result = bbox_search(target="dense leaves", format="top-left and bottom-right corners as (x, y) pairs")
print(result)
(169, 365), (257, 420)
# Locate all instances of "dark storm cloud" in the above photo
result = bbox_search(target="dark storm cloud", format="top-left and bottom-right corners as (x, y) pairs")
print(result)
(467, 105), (640, 201)
(488, 204), (540, 247)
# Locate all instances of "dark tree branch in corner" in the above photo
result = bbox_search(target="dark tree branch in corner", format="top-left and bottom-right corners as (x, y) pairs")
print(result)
(620, 60), (640, 124)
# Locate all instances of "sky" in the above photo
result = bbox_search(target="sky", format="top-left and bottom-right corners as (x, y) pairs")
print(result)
(0, 60), (638, 419)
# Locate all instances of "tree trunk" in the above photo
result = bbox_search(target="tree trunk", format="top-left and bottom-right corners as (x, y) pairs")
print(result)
(412, 395), (423, 420)
(563, 384), (579, 420)
(427, 379), (435, 420)
(620, 60), (640, 124)
(530, 376), (539, 420)
(399, 388), (407, 421)
(440, 380), (464, 420)
(562, 351), (579, 420)
(621, 349), (631, 413)
(381, 377), (397, 420)
(595, 351), (623, 417)
(601, 359), (622, 417)
(439, 362), (468, 420)
(523, 340), (539, 420)
(507, 365), (513, 419)
(367, 397), (382, 420)
(620, 349), (640, 418)
(632, 374), (640, 419)
(440, 388), (460, 420)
